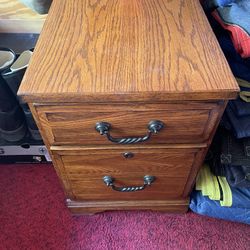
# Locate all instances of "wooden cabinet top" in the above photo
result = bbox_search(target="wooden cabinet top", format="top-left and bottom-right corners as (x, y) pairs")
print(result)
(18, 0), (239, 103)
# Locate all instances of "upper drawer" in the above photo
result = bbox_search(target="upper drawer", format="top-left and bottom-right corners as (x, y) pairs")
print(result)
(34, 102), (224, 146)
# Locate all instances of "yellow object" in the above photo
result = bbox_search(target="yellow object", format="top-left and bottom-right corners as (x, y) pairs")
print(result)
(236, 78), (250, 88)
(239, 92), (250, 102)
(218, 177), (233, 207)
(196, 164), (221, 200)
(236, 78), (250, 102)
(196, 164), (232, 207)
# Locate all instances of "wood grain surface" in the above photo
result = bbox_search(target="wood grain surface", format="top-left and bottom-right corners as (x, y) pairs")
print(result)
(18, 0), (239, 102)
(20, 0), (238, 214)
(52, 147), (201, 201)
(66, 199), (189, 214)
(34, 102), (222, 145)
(0, 0), (45, 33)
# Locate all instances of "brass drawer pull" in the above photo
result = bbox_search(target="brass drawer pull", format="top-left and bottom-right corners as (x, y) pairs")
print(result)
(95, 120), (164, 144)
(103, 175), (155, 192)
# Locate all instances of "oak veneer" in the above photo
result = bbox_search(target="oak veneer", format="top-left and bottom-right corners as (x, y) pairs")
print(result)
(19, 0), (238, 102)
(52, 147), (202, 201)
(18, 0), (239, 214)
(66, 199), (190, 214)
(66, 200), (190, 214)
(35, 102), (223, 145)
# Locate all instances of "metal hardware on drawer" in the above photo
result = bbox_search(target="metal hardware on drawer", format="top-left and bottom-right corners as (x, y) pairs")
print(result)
(103, 175), (155, 192)
(95, 120), (164, 144)
(123, 152), (134, 159)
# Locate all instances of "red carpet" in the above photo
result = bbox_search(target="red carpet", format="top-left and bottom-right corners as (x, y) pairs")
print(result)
(0, 164), (249, 250)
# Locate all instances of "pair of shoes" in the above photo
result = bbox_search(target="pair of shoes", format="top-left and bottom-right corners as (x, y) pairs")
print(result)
(0, 47), (41, 142)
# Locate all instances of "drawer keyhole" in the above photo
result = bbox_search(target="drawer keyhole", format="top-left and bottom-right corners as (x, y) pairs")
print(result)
(123, 152), (134, 159)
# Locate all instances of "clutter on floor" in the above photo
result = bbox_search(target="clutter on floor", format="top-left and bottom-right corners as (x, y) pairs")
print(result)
(1, 163), (250, 250)
(190, 0), (250, 225)
(0, 33), (49, 163)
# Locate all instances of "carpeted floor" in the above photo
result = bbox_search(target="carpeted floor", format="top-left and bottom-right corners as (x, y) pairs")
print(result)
(0, 164), (249, 250)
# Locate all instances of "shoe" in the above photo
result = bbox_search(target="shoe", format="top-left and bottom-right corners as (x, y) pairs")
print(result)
(21, 103), (42, 141)
(2, 49), (33, 95)
(0, 47), (16, 72)
(0, 75), (26, 142)
(0, 106), (27, 142)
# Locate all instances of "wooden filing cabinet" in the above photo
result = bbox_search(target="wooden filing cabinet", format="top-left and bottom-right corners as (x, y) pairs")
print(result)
(18, 0), (239, 214)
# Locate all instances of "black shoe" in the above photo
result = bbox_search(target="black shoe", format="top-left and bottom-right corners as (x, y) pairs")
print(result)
(21, 103), (42, 141)
(0, 75), (26, 142)
(0, 105), (27, 142)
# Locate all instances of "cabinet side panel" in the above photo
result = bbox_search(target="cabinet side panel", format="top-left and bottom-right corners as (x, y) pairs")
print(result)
(182, 100), (228, 197)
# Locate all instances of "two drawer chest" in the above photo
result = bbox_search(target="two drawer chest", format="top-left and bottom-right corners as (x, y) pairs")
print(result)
(18, 0), (239, 214)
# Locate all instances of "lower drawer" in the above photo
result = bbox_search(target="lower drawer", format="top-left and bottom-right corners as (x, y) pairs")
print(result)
(52, 146), (204, 201)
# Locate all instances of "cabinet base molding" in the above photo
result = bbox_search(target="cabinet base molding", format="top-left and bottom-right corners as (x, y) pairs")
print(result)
(66, 199), (189, 214)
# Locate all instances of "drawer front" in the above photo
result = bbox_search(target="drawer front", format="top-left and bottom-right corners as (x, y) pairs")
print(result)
(52, 147), (202, 201)
(35, 102), (223, 146)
